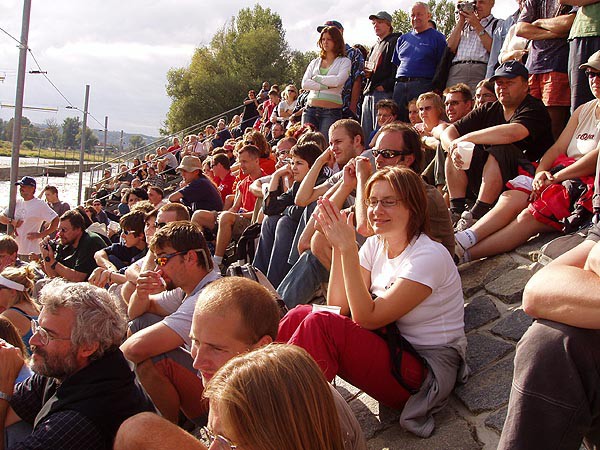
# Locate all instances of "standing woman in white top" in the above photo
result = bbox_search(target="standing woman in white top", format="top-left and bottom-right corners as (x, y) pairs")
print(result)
(301, 26), (351, 138)
(278, 167), (466, 437)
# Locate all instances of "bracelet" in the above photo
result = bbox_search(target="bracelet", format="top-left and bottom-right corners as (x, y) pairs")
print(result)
(0, 391), (12, 402)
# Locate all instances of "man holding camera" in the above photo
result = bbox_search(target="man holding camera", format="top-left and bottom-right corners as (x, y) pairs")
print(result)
(446, 0), (502, 92)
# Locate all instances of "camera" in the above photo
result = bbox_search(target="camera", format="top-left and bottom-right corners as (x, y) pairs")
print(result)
(457, 1), (476, 13)
(43, 240), (57, 252)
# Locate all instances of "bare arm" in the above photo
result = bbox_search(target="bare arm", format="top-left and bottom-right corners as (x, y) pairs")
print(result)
(441, 124), (461, 151)
(531, 14), (575, 35)
(168, 191), (183, 203)
(523, 240), (600, 328)
(121, 322), (185, 363)
(516, 19), (570, 40)
(561, 0), (599, 5)
(94, 249), (119, 271)
(447, 14), (465, 53)
(295, 149), (334, 207)
(456, 123), (530, 147)
(128, 271), (170, 319)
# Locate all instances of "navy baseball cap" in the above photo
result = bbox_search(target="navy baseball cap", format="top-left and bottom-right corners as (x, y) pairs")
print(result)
(317, 20), (343, 32)
(490, 61), (529, 83)
(15, 176), (36, 188)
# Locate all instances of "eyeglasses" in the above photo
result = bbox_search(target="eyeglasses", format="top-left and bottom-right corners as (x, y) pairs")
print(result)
(30, 319), (72, 346)
(276, 150), (289, 157)
(154, 248), (209, 267)
(372, 149), (412, 159)
(121, 230), (136, 236)
(155, 222), (168, 229)
(364, 197), (402, 208)
(201, 426), (238, 449)
(476, 92), (496, 99)
(418, 105), (433, 112)
(586, 70), (600, 79)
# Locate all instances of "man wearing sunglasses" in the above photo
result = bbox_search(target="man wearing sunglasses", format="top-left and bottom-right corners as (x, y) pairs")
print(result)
(0, 279), (154, 449)
(121, 222), (220, 425)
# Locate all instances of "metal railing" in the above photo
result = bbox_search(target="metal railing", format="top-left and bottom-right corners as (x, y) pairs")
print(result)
(86, 103), (245, 191)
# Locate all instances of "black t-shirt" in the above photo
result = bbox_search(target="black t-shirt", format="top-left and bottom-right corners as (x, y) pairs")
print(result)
(454, 94), (554, 162)
(56, 231), (107, 276)
(177, 175), (224, 211)
(103, 243), (147, 267)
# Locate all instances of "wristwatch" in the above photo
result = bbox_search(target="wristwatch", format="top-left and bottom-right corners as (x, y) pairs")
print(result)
(45, 256), (51, 262)
(478, 29), (487, 37)
(50, 261), (58, 270)
(0, 391), (12, 402)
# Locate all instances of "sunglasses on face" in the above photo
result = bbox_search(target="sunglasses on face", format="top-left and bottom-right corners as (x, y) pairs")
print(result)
(121, 230), (136, 236)
(372, 149), (412, 159)
(586, 70), (600, 79)
(154, 248), (210, 268)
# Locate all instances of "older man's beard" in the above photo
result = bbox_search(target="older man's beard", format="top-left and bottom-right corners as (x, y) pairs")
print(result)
(30, 344), (79, 380)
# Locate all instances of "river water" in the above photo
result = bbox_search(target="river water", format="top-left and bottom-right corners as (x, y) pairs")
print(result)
(0, 156), (101, 210)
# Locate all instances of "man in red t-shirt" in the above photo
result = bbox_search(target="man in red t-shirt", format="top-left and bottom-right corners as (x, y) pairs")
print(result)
(208, 153), (236, 206)
(192, 145), (265, 268)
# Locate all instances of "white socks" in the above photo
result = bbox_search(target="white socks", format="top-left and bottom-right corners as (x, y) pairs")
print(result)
(455, 229), (477, 250)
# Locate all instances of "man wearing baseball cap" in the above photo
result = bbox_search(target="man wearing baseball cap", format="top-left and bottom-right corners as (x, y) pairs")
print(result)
(316, 20), (365, 121)
(168, 155), (223, 212)
(360, 11), (399, 140)
(0, 177), (58, 261)
(442, 60), (553, 230)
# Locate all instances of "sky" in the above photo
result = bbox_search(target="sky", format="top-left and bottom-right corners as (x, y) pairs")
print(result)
(0, 0), (517, 137)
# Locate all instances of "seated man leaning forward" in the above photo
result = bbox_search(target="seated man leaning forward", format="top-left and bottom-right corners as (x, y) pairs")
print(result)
(0, 279), (155, 450)
(120, 221), (220, 424)
(498, 223), (600, 449)
(114, 277), (367, 450)
(192, 144), (265, 269)
(40, 209), (107, 282)
(442, 60), (554, 230)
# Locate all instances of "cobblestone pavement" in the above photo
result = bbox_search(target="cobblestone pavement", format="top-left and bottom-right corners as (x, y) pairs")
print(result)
(342, 232), (561, 449)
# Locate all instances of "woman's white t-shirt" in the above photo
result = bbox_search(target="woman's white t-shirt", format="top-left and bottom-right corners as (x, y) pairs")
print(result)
(359, 233), (465, 347)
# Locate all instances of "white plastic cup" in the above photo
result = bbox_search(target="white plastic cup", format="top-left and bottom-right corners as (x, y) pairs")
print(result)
(312, 304), (342, 315)
(455, 141), (475, 170)
(364, 61), (375, 71)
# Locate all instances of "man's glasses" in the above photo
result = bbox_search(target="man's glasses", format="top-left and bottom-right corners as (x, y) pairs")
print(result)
(154, 248), (210, 268)
(31, 319), (72, 346)
(586, 70), (600, 79)
(201, 426), (238, 449)
(121, 230), (136, 236)
(372, 149), (412, 159)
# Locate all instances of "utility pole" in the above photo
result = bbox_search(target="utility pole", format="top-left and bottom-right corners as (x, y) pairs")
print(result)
(77, 84), (90, 205)
(103, 116), (108, 164)
(7, 0), (32, 232)
(119, 130), (124, 163)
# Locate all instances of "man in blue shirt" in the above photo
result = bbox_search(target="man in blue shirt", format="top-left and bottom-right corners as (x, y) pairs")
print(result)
(392, 2), (447, 122)
(168, 156), (223, 212)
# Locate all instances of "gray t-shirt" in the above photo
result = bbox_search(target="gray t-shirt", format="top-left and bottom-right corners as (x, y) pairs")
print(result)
(155, 270), (221, 349)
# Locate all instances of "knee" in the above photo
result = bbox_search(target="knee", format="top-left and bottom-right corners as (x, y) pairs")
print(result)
(515, 208), (536, 224)
(310, 232), (331, 262)
(114, 412), (162, 449)
(218, 211), (236, 227)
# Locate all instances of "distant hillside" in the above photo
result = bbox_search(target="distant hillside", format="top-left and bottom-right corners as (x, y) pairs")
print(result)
(33, 122), (158, 148)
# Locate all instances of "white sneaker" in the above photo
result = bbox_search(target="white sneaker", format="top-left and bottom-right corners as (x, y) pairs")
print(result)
(455, 211), (477, 232)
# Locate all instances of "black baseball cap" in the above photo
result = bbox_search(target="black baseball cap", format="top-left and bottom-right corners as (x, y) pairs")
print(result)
(15, 176), (36, 188)
(490, 61), (529, 83)
(317, 20), (343, 32)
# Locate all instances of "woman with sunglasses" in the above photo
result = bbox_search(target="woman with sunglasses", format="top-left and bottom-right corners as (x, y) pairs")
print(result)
(0, 265), (39, 354)
(271, 85), (298, 126)
(279, 167), (466, 437)
(455, 51), (600, 264)
(301, 26), (351, 138)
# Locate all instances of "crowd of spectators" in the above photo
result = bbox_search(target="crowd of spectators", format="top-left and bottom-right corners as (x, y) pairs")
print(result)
(0, 1), (599, 448)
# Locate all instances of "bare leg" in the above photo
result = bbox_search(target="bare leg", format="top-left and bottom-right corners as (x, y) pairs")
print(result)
(120, 281), (136, 305)
(469, 190), (530, 241)
(311, 230), (332, 271)
(478, 155), (504, 204)
(191, 210), (217, 231)
(445, 155), (468, 199)
(214, 212), (236, 258)
(469, 210), (555, 260)
(135, 360), (180, 423)
(114, 412), (205, 450)
(547, 106), (569, 141)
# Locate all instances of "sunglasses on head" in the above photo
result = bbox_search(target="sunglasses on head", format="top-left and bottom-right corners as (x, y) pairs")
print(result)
(372, 149), (412, 159)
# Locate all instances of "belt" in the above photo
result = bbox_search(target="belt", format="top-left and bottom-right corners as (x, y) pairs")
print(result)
(452, 60), (487, 66)
(395, 76), (430, 82)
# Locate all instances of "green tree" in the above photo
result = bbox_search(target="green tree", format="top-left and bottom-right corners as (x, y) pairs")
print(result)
(392, 0), (456, 37)
(3, 116), (38, 143)
(165, 4), (313, 133)
(43, 118), (61, 149)
(76, 127), (99, 152)
(62, 117), (80, 149)
(129, 135), (144, 149)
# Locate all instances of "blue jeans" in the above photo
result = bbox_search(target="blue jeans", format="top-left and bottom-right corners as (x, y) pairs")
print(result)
(498, 319), (600, 449)
(277, 250), (330, 309)
(392, 79), (433, 122)
(302, 106), (342, 139)
(360, 90), (393, 142)
(253, 214), (298, 288)
(569, 37), (600, 112)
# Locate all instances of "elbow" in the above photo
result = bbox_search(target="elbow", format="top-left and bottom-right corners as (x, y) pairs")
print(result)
(121, 339), (147, 364)
(522, 275), (542, 318)
(294, 195), (310, 207)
